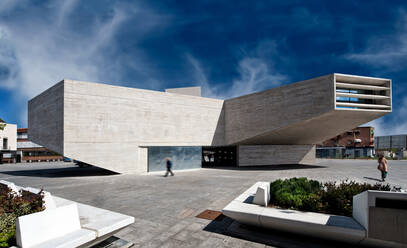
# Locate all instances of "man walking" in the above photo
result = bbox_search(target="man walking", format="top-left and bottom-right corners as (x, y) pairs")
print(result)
(164, 157), (174, 177)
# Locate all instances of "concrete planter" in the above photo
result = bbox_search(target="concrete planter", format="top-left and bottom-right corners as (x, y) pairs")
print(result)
(222, 182), (407, 247)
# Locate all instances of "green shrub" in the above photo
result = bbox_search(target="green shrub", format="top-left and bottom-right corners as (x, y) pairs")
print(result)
(0, 185), (44, 248)
(270, 178), (321, 211)
(320, 180), (391, 216)
(269, 178), (392, 216)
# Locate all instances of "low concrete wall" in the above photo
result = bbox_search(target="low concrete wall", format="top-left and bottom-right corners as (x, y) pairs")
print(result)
(238, 145), (315, 166)
(368, 207), (407, 244)
(353, 190), (407, 247)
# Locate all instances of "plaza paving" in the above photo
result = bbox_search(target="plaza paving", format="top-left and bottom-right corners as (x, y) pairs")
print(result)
(0, 159), (406, 247)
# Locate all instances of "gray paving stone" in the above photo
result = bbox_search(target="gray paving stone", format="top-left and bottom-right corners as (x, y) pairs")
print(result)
(1, 159), (406, 247)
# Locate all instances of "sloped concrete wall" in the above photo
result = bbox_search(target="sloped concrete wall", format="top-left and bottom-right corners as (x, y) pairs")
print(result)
(28, 82), (64, 155)
(224, 75), (335, 145)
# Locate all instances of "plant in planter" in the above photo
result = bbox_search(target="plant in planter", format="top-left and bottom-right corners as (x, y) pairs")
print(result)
(0, 185), (44, 247)
(269, 178), (392, 216)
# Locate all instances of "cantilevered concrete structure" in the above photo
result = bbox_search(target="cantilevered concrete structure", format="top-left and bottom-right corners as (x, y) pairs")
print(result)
(28, 73), (392, 173)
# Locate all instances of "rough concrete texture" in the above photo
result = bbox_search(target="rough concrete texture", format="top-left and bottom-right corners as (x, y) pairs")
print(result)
(29, 80), (224, 173)
(0, 159), (406, 248)
(165, 86), (202, 97)
(368, 207), (407, 245)
(224, 74), (391, 145)
(28, 81), (64, 154)
(238, 145), (315, 166)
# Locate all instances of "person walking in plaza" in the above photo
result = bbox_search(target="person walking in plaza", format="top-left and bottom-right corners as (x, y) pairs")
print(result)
(164, 157), (174, 177)
(377, 155), (388, 182)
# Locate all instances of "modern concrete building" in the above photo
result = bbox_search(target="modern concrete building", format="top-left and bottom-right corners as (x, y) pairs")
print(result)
(28, 73), (392, 173)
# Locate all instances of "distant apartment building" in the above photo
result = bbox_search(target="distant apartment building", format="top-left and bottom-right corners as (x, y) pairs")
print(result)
(375, 134), (407, 159)
(17, 128), (63, 162)
(0, 121), (17, 164)
(317, 126), (375, 158)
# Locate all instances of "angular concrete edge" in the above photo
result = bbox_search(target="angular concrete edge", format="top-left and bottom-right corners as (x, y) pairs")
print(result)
(53, 196), (135, 237)
(222, 182), (366, 245)
(238, 145), (316, 166)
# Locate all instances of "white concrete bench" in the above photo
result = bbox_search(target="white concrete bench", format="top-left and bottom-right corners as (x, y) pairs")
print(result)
(16, 203), (96, 248)
(1, 180), (135, 248)
(53, 196), (135, 242)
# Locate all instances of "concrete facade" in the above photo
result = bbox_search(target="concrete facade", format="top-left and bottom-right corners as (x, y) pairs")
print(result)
(238, 145), (315, 166)
(165, 86), (202, 97)
(0, 123), (17, 151)
(29, 80), (224, 173)
(28, 73), (392, 174)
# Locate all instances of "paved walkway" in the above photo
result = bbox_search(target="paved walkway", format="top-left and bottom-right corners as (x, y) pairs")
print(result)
(0, 159), (406, 247)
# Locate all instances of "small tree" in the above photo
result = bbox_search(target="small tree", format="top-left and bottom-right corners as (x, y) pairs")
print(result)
(0, 118), (6, 131)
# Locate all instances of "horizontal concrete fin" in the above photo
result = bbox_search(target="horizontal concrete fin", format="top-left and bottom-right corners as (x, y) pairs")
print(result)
(336, 102), (391, 109)
(336, 92), (390, 100)
(335, 82), (390, 91)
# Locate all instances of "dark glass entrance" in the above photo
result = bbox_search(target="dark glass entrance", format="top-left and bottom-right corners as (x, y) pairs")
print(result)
(148, 146), (202, 172)
(202, 146), (237, 167)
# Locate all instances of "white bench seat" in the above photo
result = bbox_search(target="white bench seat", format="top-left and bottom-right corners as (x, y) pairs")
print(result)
(16, 203), (95, 248)
(30, 229), (96, 248)
(1, 180), (135, 248)
(54, 196), (135, 237)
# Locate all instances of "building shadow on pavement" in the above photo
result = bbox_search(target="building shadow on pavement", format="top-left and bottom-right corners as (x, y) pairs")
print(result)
(203, 215), (352, 248)
(0, 166), (118, 178)
(204, 164), (327, 171)
(363, 176), (383, 182)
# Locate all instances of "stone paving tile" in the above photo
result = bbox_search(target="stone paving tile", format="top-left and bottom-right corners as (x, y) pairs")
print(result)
(196, 236), (225, 248)
(159, 239), (188, 248)
(1, 159), (406, 247)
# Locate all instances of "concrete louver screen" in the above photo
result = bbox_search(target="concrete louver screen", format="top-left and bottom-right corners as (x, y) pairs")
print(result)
(335, 74), (392, 111)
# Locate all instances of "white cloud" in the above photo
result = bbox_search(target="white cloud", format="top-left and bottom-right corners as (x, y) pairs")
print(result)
(0, 0), (18, 14)
(186, 41), (287, 99)
(185, 54), (219, 98)
(363, 97), (407, 136)
(57, 0), (80, 27)
(347, 9), (407, 136)
(0, 2), (167, 126)
(227, 57), (285, 98)
(345, 10), (407, 71)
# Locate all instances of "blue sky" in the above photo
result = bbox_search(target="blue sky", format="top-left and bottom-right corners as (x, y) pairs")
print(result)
(0, 0), (406, 135)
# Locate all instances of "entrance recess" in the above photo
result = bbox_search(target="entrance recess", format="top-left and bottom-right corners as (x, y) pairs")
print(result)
(148, 146), (202, 172)
(202, 146), (237, 167)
